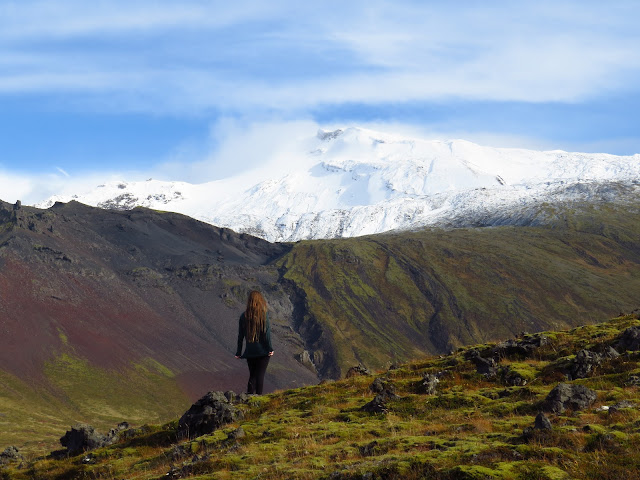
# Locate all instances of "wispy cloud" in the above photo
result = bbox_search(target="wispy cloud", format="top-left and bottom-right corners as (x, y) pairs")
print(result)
(0, 0), (638, 197)
(55, 167), (70, 177)
(1, 1), (638, 113)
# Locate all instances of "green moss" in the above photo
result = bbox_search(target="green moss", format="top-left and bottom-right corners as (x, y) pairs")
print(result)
(133, 358), (175, 378)
(4, 315), (640, 479)
(447, 464), (503, 479)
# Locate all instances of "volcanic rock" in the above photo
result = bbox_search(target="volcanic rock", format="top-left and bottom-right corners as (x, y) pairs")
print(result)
(500, 366), (528, 386)
(177, 391), (244, 438)
(60, 424), (111, 454)
(466, 350), (497, 378)
(568, 350), (603, 379)
(609, 400), (637, 414)
(534, 412), (553, 430)
(491, 334), (550, 359)
(361, 387), (399, 414)
(369, 378), (395, 395)
(542, 383), (597, 414)
(615, 326), (640, 352)
(346, 364), (371, 378)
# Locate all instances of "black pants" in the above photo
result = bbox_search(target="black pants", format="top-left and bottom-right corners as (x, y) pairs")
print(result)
(246, 356), (270, 394)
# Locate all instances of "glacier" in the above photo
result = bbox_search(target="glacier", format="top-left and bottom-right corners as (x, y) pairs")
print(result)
(36, 127), (640, 242)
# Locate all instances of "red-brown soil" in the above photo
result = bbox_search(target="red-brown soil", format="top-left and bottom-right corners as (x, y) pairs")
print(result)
(0, 201), (318, 409)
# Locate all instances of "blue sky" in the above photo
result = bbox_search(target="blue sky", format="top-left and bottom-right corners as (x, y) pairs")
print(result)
(1, 1), (639, 204)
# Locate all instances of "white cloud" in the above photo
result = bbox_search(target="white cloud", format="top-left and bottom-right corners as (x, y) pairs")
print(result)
(154, 118), (321, 183)
(0, 168), (137, 205)
(0, 1), (276, 39)
(0, 1), (638, 112)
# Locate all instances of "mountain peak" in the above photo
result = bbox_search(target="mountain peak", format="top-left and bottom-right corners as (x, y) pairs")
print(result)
(35, 126), (640, 242)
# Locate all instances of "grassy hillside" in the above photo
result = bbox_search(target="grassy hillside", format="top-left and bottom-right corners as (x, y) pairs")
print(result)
(1, 198), (639, 454)
(3, 313), (640, 479)
(0, 352), (191, 453)
(277, 202), (640, 377)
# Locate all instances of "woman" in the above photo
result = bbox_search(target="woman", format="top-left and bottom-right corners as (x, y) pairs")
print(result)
(235, 290), (274, 394)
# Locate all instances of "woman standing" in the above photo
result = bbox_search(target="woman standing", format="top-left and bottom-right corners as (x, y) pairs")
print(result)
(235, 290), (274, 394)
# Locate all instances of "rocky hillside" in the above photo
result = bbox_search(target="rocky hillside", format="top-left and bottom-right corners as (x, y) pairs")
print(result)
(1, 197), (639, 450)
(2, 314), (640, 479)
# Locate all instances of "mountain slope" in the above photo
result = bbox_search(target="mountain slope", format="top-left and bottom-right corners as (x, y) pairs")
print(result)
(36, 127), (640, 242)
(4, 313), (640, 479)
(277, 200), (640, 378)
(1, 195), (639, 450)
(0, 200), (318, 449)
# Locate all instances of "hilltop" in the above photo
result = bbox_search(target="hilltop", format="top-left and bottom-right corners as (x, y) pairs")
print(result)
(2, 313), (640, 479)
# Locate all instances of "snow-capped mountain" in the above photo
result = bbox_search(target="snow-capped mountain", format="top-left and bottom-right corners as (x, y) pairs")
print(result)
(36, 127), (640, 242)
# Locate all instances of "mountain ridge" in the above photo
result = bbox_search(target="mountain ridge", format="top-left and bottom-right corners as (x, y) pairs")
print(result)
(35, 127), (640, 242)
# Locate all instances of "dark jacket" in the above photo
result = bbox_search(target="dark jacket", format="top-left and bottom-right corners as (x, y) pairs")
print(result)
(235, 312), (273, 358)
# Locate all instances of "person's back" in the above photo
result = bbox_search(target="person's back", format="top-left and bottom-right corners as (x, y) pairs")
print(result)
(235, 291), (274, 394)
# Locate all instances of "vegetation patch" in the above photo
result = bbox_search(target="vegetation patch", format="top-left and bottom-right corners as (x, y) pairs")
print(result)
(3, 316), (640, 479)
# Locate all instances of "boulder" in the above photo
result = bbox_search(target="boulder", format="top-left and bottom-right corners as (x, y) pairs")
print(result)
(523, 412), (553, 442)
(107, 422), (130, 440)
(361, 387), (399, 414)
(609, 400), (637, 414)
(60, 424), (111, 454)
(568, 350), (603, 379)
(177, 391), (244, 438)
(534, 412), (553, 430)
(614, 326), (640, 352)
(542, 383), (597, 414)
(470, 352), (497, 378)
(345, 364), (371, 378)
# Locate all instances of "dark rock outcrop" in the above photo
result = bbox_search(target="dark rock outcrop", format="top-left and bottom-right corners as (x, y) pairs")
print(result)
(569, 350), (603, 379)
(346, 364), (371, 378)
(542, 383), (597, 414)
(523, 412), (553, 441)
(59, 421), (130, 455)
(361, 387), (399, 414)
(177, 391), (244, 438)
(534, 412), (553, 430)
(614, 326), (640, 352)
(466, 350), (497, 378)
(491, 334), (550, 359)
(609, 400), (637, 414)
(60, 424), (111, 454)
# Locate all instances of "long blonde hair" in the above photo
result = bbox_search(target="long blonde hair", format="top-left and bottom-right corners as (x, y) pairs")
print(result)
(245, 290), (267, 342)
